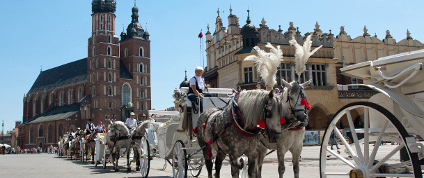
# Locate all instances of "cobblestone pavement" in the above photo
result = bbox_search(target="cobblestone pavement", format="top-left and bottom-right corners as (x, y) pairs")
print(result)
(0, 144), (407, 178)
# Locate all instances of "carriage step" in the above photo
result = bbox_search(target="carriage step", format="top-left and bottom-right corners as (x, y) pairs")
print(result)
(181, 147), (201, 150)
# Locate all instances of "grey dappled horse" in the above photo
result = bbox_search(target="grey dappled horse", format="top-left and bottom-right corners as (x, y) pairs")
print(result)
(106, 121), (132, 172)
(197, 90), (283, 178)
(258, 80), (311, 178)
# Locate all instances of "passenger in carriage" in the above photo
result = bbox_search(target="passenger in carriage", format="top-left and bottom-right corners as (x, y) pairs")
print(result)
(75, 127), (82, 137)
(188, 66), (212, 113)
(96, 121), (104, 132)
(125, 112), (138, 130)
(86, 119), (95, 134)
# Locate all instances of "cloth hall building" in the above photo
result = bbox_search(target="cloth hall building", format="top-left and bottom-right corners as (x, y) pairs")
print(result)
(202, 8), (424, 132)
(18, 0), (151, 150)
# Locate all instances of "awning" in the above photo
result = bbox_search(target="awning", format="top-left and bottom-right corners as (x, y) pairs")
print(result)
(30, 111), (78, 124)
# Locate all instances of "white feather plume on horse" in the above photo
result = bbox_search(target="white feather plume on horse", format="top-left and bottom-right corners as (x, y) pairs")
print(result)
(244, 42), (283, 87)
(289, 34), (322, 78)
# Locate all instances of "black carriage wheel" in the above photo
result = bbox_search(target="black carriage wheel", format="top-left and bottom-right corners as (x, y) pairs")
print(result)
(140, 136), (150, 178)
(172, 140), (187, 178)
(319, 102), (422, 178)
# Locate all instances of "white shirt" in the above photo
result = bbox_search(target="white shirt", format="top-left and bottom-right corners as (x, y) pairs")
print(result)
(96, 125), (103, 130)
(188, 76), (205, 96)
(125, 118), (137, 129)
(86, 123), (95, 131)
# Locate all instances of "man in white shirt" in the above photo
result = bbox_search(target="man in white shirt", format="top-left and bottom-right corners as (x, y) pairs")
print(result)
(86, 119), (95, 134)
(187, 66), (211, 113)
(125, 112), (137, 129)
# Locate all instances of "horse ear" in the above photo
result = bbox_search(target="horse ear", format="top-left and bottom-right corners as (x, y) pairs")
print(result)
(300, 79), (313, 88)
(281, 79), (292, 88)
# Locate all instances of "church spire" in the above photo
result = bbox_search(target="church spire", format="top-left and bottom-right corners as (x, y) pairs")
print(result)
(246, 9), (251, 24)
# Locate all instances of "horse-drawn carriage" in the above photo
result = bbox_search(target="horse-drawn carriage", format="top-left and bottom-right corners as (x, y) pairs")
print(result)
(139, 87), (235, 178)
(320, 49), (424, 177)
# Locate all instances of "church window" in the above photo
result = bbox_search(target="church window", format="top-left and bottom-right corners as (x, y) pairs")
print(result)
(49, 92), (54, 105)
(38, 125), (43, 137)
(68, 90), (72, 105)
(92, 47), (96, 57)
(139, 63), (144, 73)
(59, 92), (63, 106)
(100, 15), (103, 22)
(41, 99), (44, 114)
(244, 67), (253, 83)
(108, 73), (112, 82)
(100, 24), (103, 30)
(122, 83), (132, 106)
(108, 35), (111, 43)
(139, 47), (144, 57)
(140, 90), (144, 98)
(140, 77), (143, 85)
(125, 48), (128, 57)
(108, 59), (112, 69)
(107, 46), (111, 56)
(29, 126), (34, 144)
(92, 87), (96, 97)
(33, 99), (36, 116)
(216, 33), (220, 42)
(47, 124), (53, 143)
(78, 88), (82, 102)
(108, 86), (113, 96)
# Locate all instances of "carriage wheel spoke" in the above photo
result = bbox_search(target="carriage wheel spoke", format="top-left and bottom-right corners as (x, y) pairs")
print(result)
(364, 107), (369, 164)
(346, 109), (364, 163)
(326, 147), (355, 168)
(371, 143), (404, 172)
(334, 126), (361, 165)
(367, 120), (388, 168)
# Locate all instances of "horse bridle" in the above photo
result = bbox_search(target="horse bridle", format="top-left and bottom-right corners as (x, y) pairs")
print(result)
(286, 86), (307, 116)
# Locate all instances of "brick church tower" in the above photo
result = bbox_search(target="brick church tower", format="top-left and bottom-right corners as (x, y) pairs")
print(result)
(87, 0), (121, 122)
(120, 2), (151, 120)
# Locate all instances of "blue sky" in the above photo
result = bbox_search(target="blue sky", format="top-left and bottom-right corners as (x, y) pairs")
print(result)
(1, 0), (423, 132)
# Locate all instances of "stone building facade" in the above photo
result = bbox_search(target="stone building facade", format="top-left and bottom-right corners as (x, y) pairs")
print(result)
(18, 0), (151, 150)
(203, 8), (424, 131)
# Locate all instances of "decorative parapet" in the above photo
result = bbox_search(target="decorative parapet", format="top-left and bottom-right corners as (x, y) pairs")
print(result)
(258, 21), (334, 48)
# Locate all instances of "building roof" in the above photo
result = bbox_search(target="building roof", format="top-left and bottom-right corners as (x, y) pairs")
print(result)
(22, 103), (81, 125)
(28, 58), (87, 94)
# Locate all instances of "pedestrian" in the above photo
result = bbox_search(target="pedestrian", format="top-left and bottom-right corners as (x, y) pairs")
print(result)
(331, 131), (340, 150)
(187, 66), (212, 113)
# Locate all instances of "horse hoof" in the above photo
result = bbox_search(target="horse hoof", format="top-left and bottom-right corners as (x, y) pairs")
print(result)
(115, 168), (119, 172)
(91, 162), (95, 164)
(136, 167), (140, 171)
(127, 168), (131, 172)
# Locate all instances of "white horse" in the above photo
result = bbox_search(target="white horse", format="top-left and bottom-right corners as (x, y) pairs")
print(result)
(106, 121), (132, 172)
(198, 89), (283, 178)
(128, 120), (151, 171)
(257, 80), (311, 178)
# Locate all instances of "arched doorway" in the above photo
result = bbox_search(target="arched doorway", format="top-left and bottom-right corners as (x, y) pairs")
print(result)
(307, 104), (329, 130)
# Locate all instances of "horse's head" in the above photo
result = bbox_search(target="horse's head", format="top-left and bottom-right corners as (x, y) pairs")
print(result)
(262, 90), (283, 143)
(280, 79), (311, 126)
(108, 121), (129, 138)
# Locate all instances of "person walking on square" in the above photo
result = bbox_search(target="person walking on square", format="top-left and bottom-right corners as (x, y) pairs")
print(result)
(331, 131), (340, 150)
